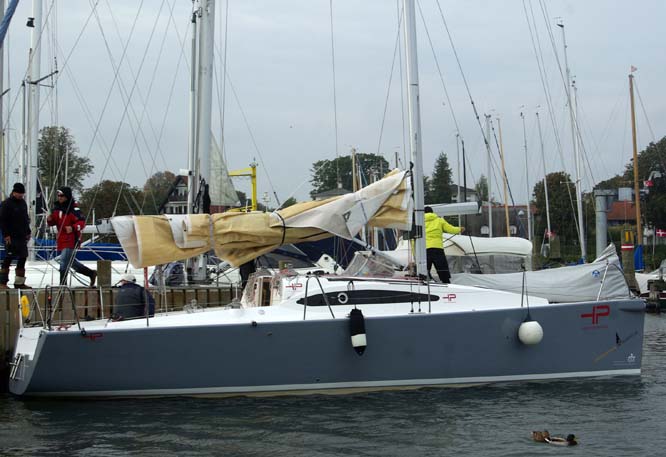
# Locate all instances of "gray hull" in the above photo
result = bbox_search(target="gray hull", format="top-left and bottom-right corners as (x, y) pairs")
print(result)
(10, 299), (644, 397)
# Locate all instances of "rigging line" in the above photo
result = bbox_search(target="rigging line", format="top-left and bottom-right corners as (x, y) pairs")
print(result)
(416, 0), (460, 133)
(103, 0), (174, 170)
(217, 0), (230, 162)
(92, 0), (170, 216)
(0, 0), (98, 140)
(329, 0), (340, 187)
(137, 0), (191, 211)
(433, 0), (496, 180)
(101, 0), (181, 213)
(396, 0), (407, 168)
(524, 0), (568, 179)
(82, 0), (148, 220)
(375, 5), (403, 158)
(488, 119), (528, 236)
(536, 0), (569, 107)
(634, 80), (657, 144)
(525, 0), (579, 235)
(223, 72), (279, 205)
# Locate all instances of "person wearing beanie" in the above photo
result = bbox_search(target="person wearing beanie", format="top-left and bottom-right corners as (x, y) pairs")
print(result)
(46, 186), (97, 287)
(424, 206), (464, 283)
(0, 183), (32, 289)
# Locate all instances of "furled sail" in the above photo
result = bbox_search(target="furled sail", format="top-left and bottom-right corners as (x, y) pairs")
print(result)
(112, 170), (412, 268)
(209, 135), (240, 207)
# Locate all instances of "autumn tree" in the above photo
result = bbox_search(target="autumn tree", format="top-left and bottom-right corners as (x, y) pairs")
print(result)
(141, 171), (177, 214)
(38, 126), (93, 193)
(79, 180), (143, 220)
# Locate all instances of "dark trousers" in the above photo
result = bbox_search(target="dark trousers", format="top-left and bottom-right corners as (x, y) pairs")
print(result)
(426, 248), (451, 283)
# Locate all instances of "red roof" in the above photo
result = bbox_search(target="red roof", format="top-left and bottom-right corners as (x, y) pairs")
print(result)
(607, 201), (636, 222)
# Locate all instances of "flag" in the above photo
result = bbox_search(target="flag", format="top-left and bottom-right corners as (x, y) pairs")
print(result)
(656, 228), (666, 238)
(630, 65), (638, 73)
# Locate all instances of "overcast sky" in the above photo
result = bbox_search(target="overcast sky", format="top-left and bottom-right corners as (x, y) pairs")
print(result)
(3, 0), (665, 208)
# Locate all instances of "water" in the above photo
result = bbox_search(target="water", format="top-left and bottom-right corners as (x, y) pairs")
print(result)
(2, 315), (666, 456)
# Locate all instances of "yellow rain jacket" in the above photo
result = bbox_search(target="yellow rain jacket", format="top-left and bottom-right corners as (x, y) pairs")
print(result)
(424, 212), (461, 249)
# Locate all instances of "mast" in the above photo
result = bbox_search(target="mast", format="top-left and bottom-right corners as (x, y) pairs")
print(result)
(520, 110), (531, 240)
(195, 0), (215, 208)
(187, 8), (198, 212)
(536, 111), (552, 245)
(402, 0), (427, 277)
(26, 0), (42, 259)
(0, 0), (4, 198)
(497, 117), (510, 237)
(485, 114), (492, 237)
(629, 72), (642, 246)
(557, 20), (585, 261)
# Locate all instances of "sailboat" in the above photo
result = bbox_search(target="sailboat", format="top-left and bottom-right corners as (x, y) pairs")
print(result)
(8, 0), (644, 398)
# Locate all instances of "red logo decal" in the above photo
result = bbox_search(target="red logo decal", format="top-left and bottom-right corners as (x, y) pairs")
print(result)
(85, 333), (104, 341)
(581, 305), (610, 325)
(443, 293), (457, 302)
(286, 283), (303, 290)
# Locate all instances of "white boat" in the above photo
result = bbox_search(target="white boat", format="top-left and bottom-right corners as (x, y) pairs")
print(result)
(7, 0), (644, 398)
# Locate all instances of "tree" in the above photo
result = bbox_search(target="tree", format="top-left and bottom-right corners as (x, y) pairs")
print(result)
(141, 171), (177, 215)
(532, 171), (580, 244)
(428, 152), (453, 204)
(79, 180), (143, 220)
(281, 197), (298, 208)
(475, 175), (489, 202)
(38, 126), (93, 193)
(310, 153), (390, 198)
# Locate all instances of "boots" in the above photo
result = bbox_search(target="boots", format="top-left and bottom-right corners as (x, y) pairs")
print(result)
(0, 268), (9, 289)
(13, 269), (31, 289)
(88, 271), (97, 287)
(76, 265), (97, 287)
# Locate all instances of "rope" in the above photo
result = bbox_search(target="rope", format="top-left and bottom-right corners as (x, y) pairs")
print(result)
(329, 0), (341, 189)
(274, 211), (287, 247)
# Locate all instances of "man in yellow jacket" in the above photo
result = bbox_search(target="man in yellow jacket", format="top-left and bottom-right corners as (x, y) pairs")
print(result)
(424, 206), (464, 283)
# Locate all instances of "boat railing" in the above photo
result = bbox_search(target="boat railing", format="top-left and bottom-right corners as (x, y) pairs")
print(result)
(302, 274), (336, 320)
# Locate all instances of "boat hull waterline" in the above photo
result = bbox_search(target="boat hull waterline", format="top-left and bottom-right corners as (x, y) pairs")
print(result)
(9, 296), (644, 398)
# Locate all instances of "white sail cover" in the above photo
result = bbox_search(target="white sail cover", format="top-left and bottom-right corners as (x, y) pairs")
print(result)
(384, 235), (532, 272)
(452, 244), (631, 303)
(112, 170), (412, 268)
(209, 135), (240, 207)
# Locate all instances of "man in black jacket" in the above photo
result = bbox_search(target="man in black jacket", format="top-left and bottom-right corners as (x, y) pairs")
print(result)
(112, 274), (155, 320)
(0, 183), (31, 289)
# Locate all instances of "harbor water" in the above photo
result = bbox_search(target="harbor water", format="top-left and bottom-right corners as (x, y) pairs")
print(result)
(1, 314), (665, 456)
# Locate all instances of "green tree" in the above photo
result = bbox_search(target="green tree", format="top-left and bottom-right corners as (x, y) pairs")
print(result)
(38, 126), (93, 193)
(428, 152), (453, 204)
(141, 171), (177, 214)
(281, 197), (298, 209)
(79, 180), (143, 220)
(532, 171), (580, 244)
(475, 174), (489, 202)
(310, 153), (390, 198)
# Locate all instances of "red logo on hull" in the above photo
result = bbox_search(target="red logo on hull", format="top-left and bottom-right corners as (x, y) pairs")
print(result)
(581, 305), (610, 325)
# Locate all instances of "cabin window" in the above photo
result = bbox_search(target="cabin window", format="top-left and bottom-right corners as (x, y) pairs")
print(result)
(296, 290), (439, 306)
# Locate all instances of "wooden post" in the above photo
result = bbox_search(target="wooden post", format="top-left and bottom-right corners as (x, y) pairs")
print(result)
(97, 260), (112, 287)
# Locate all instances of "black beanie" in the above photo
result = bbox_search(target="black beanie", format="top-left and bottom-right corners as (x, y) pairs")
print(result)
(57, 186), (73, 201)
(12, 182), (25, 194)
